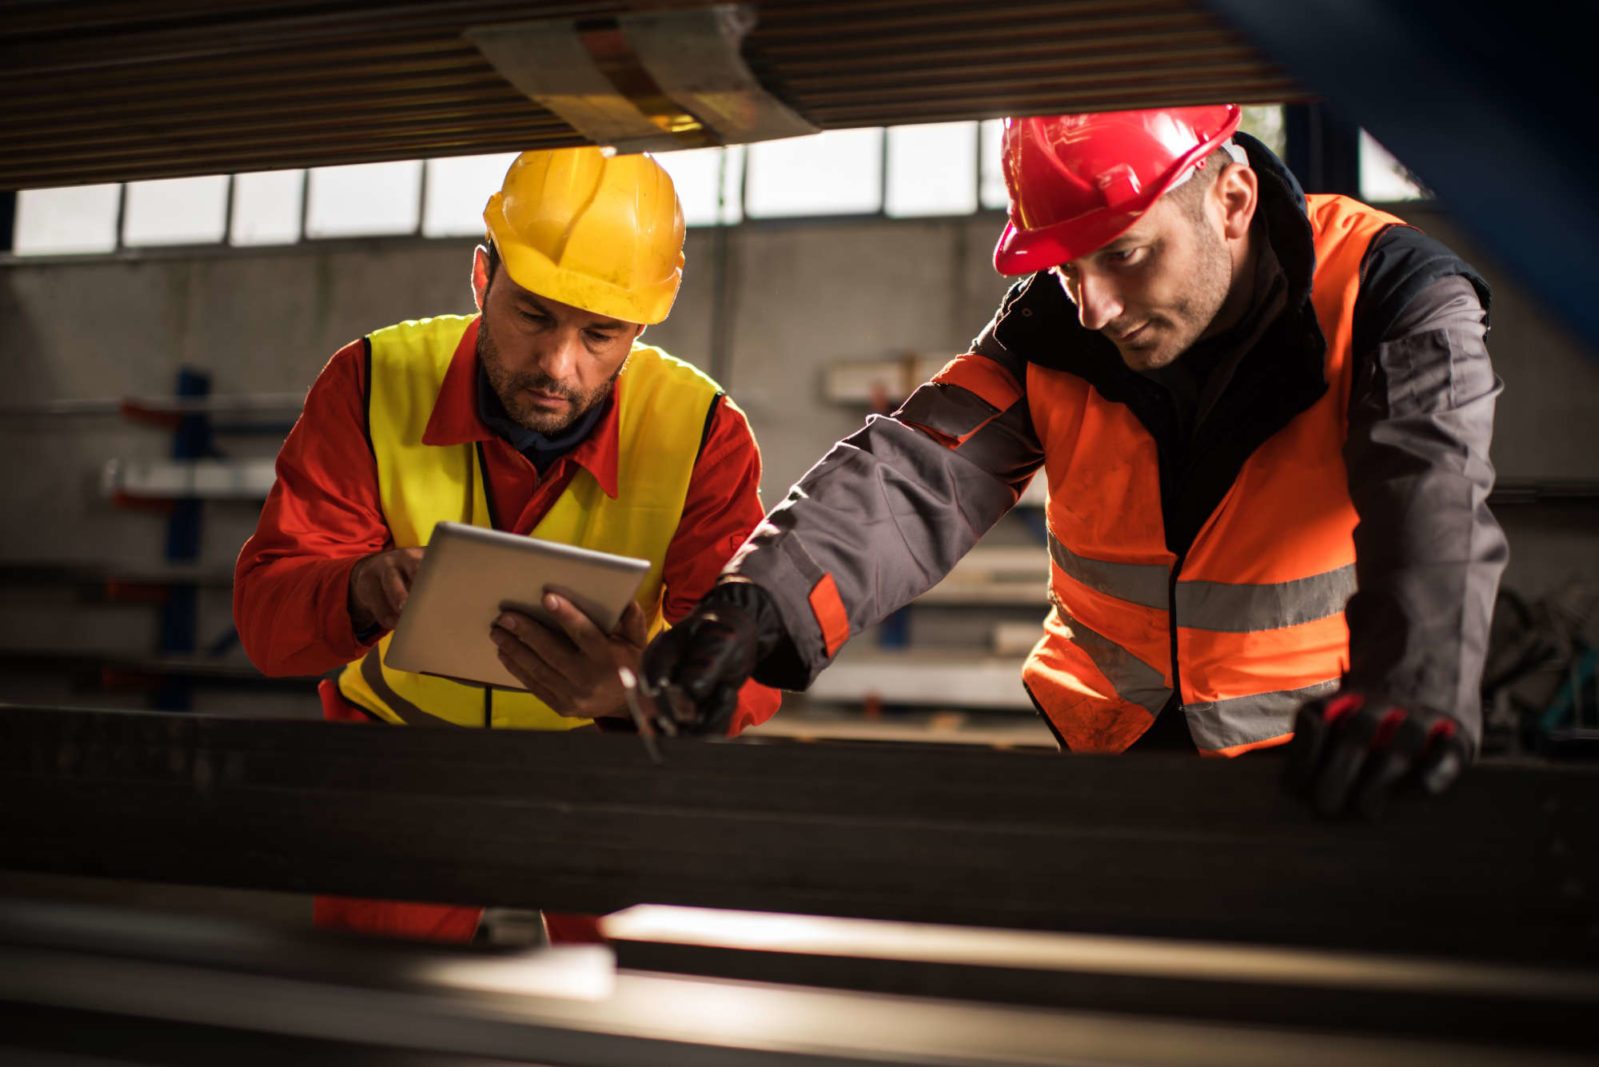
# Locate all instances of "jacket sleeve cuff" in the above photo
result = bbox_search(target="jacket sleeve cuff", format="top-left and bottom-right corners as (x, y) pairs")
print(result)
(318, 554), (381, 664)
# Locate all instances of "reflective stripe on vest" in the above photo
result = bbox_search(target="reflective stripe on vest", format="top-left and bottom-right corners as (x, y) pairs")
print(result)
(1049, 530), (1356, 632)
(1025, 195), (1407, 755)
(336, 314), (720, 730)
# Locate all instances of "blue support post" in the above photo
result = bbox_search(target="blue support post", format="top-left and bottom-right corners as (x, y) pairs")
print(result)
(154, 367), (216, 711)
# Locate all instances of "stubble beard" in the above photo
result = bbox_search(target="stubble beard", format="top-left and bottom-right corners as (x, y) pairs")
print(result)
(1117, 222), (1234, 372)
(477, 322), (614, 436)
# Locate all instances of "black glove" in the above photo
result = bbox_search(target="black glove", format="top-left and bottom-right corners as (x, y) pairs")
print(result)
(1284, 690), (1473, 819)
(641, 581), (786, 736)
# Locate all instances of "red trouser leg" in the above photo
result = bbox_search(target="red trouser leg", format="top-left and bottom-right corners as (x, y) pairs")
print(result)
(542, 912), (605, 943)
(313, 896), (483, 942)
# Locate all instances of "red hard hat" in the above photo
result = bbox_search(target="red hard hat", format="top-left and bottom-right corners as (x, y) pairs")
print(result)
(992, 105), (1243, 276)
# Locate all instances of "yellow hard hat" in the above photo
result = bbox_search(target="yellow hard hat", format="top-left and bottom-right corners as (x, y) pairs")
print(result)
(483, 146), (685, 325)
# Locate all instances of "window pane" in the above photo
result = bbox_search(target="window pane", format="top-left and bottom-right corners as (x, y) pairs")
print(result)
(886, 121), (978, 218)
(656, 145), (745, 226)
(1360, 131), (1430, 202)
(1238, 105), (1286, 158)
(746, 128), (883, 218)
(719, 145), (745, 225)
(122, 175), (229, 247)
(423, 153), (517, 237)
(13, 184), (121, 255)
(305, 160), (423, 238)
(979, 119), (1008, 210)
(231, 169), (304, 246)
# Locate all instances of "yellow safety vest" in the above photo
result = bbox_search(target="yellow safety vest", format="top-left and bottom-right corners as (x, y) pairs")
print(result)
(336, 314), (721, 729)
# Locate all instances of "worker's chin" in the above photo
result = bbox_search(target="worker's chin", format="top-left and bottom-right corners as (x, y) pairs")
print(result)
(1115, 338), (1181, 372)
(518, 413), (577, 436)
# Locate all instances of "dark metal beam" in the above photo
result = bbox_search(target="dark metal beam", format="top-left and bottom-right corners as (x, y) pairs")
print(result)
(1208, 0), (1599, 354)
(3, 897), (1570, 1067)
(1, 705), (1596, 964)
(603, 906), (1599, 1052)
(1283, 102), (1360, 197)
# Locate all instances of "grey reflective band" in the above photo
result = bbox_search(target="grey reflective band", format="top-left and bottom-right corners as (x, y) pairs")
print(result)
(359, 649), (459, 728)
(1053, 608), (1172, 717)
(1184, 679), (1339, 751)
(1047, 531), (1169, 610)
(1048, 530), (1355, 633)
(1175, 564), (1356, 633)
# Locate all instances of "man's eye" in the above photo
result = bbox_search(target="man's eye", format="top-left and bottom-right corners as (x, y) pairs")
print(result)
(1109, 247), (1144, 266)
(520, 311), (552, 326)
(586, 330), (615, 344)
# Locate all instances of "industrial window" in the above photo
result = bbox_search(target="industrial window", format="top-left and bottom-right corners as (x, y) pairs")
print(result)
(122, 176), (230, 248)
(304, 160), (423, 239)
(422, 153), (519, 238)
(1360, 131), (1430, 202)
(14, 106), (1415, 257)
(979, 120), (1008, 212)
(886, 122), (978, 218)
(230, 170), (306, 247)
(12, 184), (121, 255)
(745, 128), (884, 218)
(656, 145), (745, 226)
(1239, 105), (1287, 159)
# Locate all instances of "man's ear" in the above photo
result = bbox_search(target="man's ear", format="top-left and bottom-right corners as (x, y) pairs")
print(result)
(470, 245), (490, 312)
(1216, 165), (1258, 242)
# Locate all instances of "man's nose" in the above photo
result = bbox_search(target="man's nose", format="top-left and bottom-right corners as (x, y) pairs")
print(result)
(534, 330), (583, 380)
(1075, 272), (1124, 333)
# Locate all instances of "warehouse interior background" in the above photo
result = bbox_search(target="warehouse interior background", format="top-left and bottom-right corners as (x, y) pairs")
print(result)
(2, 111), (1597, 746)
(2, 2), (1598, 1062)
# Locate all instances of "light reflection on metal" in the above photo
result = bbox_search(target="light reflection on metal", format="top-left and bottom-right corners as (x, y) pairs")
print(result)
(416, 943), (615, 1001)
(604, 905), (1599, 1002)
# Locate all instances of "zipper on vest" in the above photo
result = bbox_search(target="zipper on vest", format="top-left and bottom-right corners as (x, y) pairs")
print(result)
(1167, 553), (1186, 715)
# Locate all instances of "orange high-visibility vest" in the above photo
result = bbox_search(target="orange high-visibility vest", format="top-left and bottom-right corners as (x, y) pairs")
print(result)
(1023, 194), (1407, 756)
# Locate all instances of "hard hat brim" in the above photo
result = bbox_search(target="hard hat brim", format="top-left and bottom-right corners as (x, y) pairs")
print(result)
(993, 209), (1145, 277)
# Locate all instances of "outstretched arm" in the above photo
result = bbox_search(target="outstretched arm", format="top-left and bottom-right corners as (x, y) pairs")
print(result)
(645, 333), (1045, 731)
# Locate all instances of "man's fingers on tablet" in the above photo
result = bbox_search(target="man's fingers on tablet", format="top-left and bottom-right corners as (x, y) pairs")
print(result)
(540, 593), (609, 655)
(617, 602), (648, 649)
(495, 647), (568, 709)
(383, 568), (410, 623)
(492, 624), (567, 694)
(494, 614), (579, 686)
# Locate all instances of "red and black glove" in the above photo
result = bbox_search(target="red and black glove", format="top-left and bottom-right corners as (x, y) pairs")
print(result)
(1284, 690), (1473, 818)
(640, 581), (784, 736)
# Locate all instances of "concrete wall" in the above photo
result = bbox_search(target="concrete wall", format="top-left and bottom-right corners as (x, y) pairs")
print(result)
(2, 204), (1596, 711)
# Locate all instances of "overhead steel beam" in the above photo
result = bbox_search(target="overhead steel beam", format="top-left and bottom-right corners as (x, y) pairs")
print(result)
(1207, 0), (1599, 354)
(2, 705), (1595, 965)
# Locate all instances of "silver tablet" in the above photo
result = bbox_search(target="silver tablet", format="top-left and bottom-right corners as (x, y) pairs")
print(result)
(385, 521), (650, 690)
